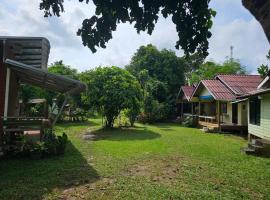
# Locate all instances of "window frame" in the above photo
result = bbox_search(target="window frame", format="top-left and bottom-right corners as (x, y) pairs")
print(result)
(220, 102), (227, 114)
(249, 97), (261, 126)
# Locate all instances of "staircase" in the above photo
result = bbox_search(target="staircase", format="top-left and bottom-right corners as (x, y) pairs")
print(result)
(242, 139), (270, 157)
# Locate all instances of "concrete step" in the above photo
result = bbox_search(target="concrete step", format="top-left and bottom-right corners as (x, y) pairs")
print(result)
(248, 143), (263, 150)
(241, 147), (255, 155)
(246, 139), (270, 157)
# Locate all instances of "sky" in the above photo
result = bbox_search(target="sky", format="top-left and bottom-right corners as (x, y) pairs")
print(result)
(1, 0), (269, 73)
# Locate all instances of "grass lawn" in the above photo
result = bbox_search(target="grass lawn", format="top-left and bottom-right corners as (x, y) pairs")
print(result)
(0, 119), (270, 200)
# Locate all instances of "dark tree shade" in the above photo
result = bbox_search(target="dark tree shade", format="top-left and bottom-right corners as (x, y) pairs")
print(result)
(40, 0), (215, 56)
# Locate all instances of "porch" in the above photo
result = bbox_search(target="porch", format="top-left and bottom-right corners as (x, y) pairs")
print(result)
(198, 120), (248, 133)
(178, 102), (199, 118)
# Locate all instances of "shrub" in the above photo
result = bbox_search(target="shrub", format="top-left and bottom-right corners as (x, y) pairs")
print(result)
(182, 116), (198, 128)
(2, 129), (68, 159)
(43, 129), (68, 156)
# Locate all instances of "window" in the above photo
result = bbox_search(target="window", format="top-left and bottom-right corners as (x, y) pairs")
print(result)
(249, 97), (261, 125)
(220, 103), (227, 114)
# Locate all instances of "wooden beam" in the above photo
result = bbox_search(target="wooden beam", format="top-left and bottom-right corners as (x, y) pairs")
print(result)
(52, 96), (68, 126)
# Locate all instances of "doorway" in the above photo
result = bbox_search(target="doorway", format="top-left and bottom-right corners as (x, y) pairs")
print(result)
(232, 103), (238, 124)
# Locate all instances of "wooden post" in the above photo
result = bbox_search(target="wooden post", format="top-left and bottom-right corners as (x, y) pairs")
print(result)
(217, 101), (221, 132)
(181, 102), (183, 118)
(52, 96), (68, 126)
(44, 100), (48, 119)
(199, 100), (201, 116)
(198, 101), (201, 124)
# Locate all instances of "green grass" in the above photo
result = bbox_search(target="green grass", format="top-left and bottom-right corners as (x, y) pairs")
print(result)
(0, 119), (270, 199)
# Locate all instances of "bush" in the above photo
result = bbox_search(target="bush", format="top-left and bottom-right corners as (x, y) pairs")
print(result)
(2, 129), (68, 159)
(182, 116), (198, 128)
(43, 129), (68, 156)
(139, 98), (172, 123)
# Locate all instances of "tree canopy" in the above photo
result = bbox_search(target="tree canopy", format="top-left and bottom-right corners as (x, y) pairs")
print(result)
(48, 60), (79, 80)
(80, 66), (142, 127)
(257, 50), (270, 77)
(39, 1), (270, 57)
(126, 44), (185, 96)
(189, 59), (247, 84)
(40, 0), (215, 56)
(126, 44), (185, 122)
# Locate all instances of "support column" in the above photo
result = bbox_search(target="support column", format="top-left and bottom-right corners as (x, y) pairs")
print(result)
(0, 41), (6, 145)
(181, 102), (183, 118)
(217, 101), (221, 132)
(198, 101), (201, 124)
(198, 101), (201, 115)
(4, 68), (10, 119)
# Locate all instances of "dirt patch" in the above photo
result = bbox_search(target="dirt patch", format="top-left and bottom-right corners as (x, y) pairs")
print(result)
(122, 156), (186, 186)
(58, 177), (115, 200)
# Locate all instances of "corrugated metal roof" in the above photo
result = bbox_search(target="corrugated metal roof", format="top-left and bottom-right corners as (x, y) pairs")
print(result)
(5, 59), (86, 94)
(239, 88), (270, 98)
(216, 74), (262, 95)
(180, 86), (195, 101)
(0, 36), (50, 69)
(200, 80), (236, 101)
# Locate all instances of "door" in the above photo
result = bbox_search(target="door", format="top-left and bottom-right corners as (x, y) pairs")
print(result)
(232, 103), (238, 124)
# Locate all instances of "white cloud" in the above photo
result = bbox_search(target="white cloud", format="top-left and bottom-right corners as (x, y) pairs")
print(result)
(0, 0), (269, 73)
(208, 18), (269, 73)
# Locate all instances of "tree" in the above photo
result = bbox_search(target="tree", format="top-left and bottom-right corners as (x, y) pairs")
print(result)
(257, 50), (270, 77)
(39, 1), (270, 57)
(126, 44), (185, 96)
(190, 59), (247, 84)
(40, 0), (215, 56)
(242, 0), (270, 43)
(126, 44), (184, 121)
(182, 53), (205, 85)
(48, 60), (79, 80)
(257, 64), (269, 77)
(80, 66), (142, 127)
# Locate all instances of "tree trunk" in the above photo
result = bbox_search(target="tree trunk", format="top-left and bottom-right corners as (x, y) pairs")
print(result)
(242, 0), (270, 43)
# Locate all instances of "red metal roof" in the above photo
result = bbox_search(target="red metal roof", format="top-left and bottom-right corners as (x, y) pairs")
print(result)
(239, 88), (270, 98)
(216, 75), (262, 95)
(200, 80), (236, 101)
(180, 86), (195, 101)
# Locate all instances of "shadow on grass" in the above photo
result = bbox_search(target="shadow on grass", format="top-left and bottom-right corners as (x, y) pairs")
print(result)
(0, 142), (99, 200)
(90, 127), (161, 141)
(56, 120), (99, 128)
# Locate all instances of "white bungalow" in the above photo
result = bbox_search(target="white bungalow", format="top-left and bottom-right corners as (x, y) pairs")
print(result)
(190, 75), (262, 132)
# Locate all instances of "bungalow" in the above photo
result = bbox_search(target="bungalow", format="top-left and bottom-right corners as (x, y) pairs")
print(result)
(235, 72), (270, 155)
(190, 75), (262, 132)
(176, 85), (198, 118)
(240, 72), (270, 141)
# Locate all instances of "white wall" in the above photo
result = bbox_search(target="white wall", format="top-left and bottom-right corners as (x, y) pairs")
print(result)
(200, 87), (211, 96)
(238, 102), (248, 126)
(248, 93), (270, 140)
